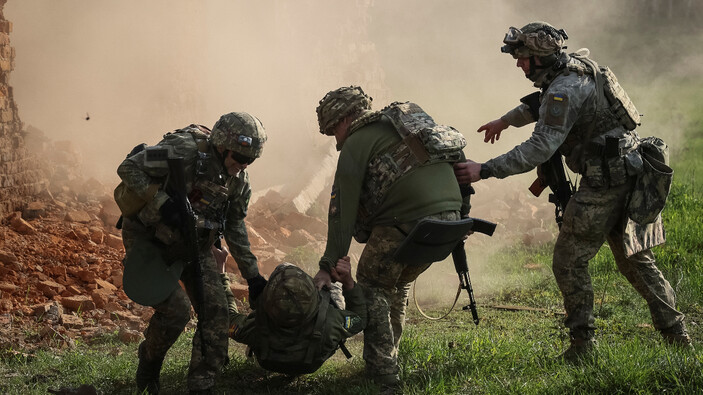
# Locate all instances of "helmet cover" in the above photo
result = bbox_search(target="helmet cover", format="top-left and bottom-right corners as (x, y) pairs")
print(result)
(501, 21), (568, 59)
(210, 112), (267, 159)
(316, 86), (372, 135)
(262, 263), (320, 328)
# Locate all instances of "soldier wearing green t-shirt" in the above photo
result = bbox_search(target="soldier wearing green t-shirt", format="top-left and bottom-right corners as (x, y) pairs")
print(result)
(312, 86), (471, 388)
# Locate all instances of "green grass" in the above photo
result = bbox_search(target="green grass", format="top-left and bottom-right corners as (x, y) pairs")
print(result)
(3, 82), (703, 394)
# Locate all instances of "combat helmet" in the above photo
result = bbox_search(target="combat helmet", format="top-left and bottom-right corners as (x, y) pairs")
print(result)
(211, 112), (267, 159)
(316, 86), (372, 135)
(501, 22), (568, 77)
(261, 263), (320, 328)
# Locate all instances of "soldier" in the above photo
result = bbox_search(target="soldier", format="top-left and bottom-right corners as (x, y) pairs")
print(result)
(214, 245), (368, 375)
(312, 86), (471, 389)
(116, 112), (268, 394)
(454, 22), (690, 359)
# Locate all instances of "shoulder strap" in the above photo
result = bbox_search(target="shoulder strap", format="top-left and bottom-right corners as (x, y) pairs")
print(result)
(304, 289), (330, 364)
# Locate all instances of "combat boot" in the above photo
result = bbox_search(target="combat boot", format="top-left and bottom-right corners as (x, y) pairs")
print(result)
(136, 341), (164, 394)
(558, 336), (596, 363)
(660, 323), (693, 349)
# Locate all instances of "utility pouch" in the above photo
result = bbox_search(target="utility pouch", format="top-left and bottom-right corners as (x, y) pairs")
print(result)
(606, 156), (629, 186)
(583, 158), (605, 188)
(627, 137), (673, 224)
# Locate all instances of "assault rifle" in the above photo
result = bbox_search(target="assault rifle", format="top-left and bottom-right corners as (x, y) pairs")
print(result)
(394, 217), (496, 325)
(166, 157), (206, 352)
(529, 152), (575, 228)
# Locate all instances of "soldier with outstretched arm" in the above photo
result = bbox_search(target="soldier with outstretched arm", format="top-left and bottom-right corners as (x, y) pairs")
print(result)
(455, 22), (690, 360)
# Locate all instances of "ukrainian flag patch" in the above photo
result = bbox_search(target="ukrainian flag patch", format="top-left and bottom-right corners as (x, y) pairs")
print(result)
(553, 94), (565, 102)
(344, 316), (351, 329)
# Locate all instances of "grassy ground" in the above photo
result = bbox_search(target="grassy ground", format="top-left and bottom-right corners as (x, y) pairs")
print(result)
(3, 87), (703, 394)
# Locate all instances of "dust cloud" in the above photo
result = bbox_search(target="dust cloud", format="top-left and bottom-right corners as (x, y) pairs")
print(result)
(5, 1), (702, 305)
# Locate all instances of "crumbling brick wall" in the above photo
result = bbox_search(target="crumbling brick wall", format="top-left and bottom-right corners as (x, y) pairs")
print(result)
(0, 0), (47, 216)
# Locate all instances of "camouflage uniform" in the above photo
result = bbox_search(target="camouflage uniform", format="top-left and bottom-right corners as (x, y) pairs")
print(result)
(484, 27), (686, 343)
(118, 121), (262, 391)
(220, 264), (368, 373)
(316, 88), (469, 384)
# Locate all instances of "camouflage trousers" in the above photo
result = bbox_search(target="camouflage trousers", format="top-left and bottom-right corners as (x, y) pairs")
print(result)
(142, 250), (229, 391)
(356, 210), (460, 379)
(553, 180), (684, 340)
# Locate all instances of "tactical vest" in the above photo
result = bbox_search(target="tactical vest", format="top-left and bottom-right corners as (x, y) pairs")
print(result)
(114, 125), (234, 234)
(541, 52), (641, 133)
(350, 102), (466, 242)
(252, 290), (344, 375)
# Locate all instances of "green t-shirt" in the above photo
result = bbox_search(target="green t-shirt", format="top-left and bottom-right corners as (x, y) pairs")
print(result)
(319, 118), (463, 271)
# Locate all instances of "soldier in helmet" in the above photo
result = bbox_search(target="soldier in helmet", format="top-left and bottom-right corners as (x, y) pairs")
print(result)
(313, 86), (471, 388)
(116, 112), (268, 394)
(212, 245), (368, 375)
(454, 22), (690, 359)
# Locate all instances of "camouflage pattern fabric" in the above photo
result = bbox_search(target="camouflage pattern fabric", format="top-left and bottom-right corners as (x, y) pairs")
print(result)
(118, 124), (262, 391)
(553, 180), (683, 339)
(261, 263), (319, 327)
(485, 48), (684, 341)
(210, 112), (267, 159)
(627, 137), (673, 225)
(356, 210), (460, 381)
(316, 86), (372, 135)
(484, 55), (660, 254)
(221, 270), (368, 374)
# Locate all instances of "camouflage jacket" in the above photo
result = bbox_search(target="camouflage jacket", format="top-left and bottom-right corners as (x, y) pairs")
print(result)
(222, 274), (367, 370)
(487, 55), (639, 179)
(486, 55), (663, 255)
(117, 125), (260, 279)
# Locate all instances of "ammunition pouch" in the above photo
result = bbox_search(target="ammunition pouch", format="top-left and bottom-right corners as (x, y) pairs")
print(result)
(582, 135), (640, 189)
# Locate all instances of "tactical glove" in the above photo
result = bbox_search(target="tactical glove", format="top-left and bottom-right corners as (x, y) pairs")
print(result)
(159, 198), (183, 228)
(246, 274), (267, 308)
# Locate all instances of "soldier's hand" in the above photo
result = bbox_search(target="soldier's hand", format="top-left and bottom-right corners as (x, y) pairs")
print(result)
(330, 256), (354, 290)
(477, 119), (509, 144)
(454, 160), (482, 184)
(313, 269), (333, 290)
(211, 244), (229, 274)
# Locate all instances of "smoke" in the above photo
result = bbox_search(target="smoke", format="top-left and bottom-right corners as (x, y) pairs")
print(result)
(6, 1), (702, 303)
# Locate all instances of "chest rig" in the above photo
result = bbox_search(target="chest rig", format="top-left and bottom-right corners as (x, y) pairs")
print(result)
(350, 102), (466, 240)
(540, 53), (643, 187)
(173, 125), (233, 233)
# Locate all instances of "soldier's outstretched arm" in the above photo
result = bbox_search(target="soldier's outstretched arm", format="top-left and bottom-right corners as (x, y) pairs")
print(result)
(477, 118), (510, 144)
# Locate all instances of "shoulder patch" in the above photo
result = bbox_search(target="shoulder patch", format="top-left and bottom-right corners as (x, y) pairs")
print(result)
(328, 185), (340, 217)
(544, 93), (569, 127)
(343, 315), (362, 331)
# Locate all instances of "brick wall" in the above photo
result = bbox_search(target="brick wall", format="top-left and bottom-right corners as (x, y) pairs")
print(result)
(0, 0), (48, 216)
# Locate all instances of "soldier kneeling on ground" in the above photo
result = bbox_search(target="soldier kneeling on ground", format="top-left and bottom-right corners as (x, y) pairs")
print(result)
(213, 245), (369, 375)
